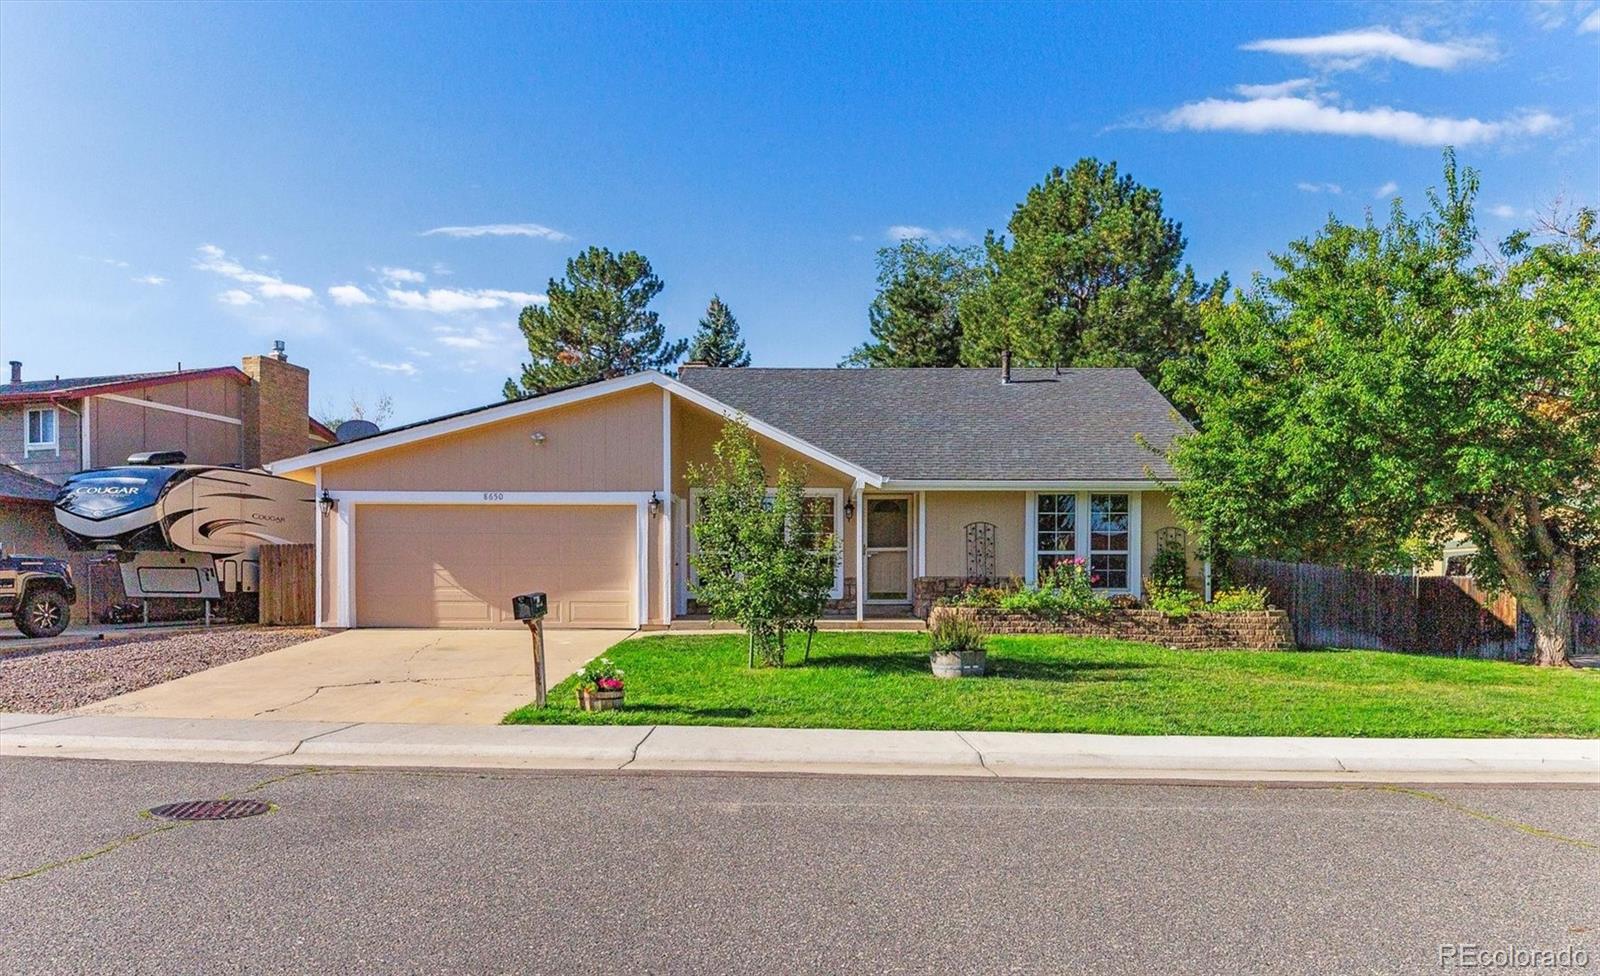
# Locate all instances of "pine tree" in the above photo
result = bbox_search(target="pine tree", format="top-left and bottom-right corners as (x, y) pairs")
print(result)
(503, 246), (688, 397)
(842, 239), (983, 367)
(957, 159), (1225, 397)
(686, 295), (751, 366)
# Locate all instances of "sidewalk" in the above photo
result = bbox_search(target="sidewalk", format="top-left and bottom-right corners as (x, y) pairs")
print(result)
(3, 712), (1596, 782)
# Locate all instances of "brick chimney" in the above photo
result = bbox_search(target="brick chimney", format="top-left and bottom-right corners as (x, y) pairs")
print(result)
(240, 340), (310, 467)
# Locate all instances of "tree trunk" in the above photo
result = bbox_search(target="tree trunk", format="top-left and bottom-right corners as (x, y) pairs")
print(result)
(1531, 611), (1574, 667)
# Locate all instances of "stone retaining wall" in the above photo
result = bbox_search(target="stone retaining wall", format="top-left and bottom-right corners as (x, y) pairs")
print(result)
(928, 606), (1296, 651)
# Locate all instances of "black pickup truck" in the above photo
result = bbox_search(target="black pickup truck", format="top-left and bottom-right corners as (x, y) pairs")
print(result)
(0, 548), (77, 638)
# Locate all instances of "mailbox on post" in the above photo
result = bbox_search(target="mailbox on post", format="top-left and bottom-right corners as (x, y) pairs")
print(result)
(512, 592), (548, 621)
(512, 592), (549, 708)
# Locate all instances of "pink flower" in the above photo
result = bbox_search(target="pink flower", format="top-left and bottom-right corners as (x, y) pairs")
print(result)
(597, 677), (624, 691)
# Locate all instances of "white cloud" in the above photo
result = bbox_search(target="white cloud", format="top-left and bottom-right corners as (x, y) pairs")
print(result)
(421, 223), (571, 241)
(359, 356), (418, 376)
(436, 334), (488, 349)
(886, 225), (970, 245)
(1241, 28), (1493, 70)
(1233, 78), (1315, 98)
(1158, 96), (1560, 146)
(1296, 181), (1343, 194)
(102, 257), (130, 268)
(258, 281), (315, 302)
(1374, 180), (1400, 199)
(194, 244), (317, 303)
(1489, 204), (1519, 218)
(131, 274), (168, 286)
(432, 325), (514, 352)
(386, 287), (546, 314)
(381, 266), (426, 284)
(1581, 7), (1600, 32)
(217, 289), (256, 306)
(328, 284), (376, 306)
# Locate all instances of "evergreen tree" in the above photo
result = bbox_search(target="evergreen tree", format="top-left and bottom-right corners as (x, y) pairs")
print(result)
(958, 159), (1224, 396)
(843, 239), (984, 367)
(685, 295), (751, 366)
(503, 246), (688, 397)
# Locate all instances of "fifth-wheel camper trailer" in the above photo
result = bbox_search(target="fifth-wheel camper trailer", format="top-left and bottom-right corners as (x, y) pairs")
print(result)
(54, 452), (314, 604)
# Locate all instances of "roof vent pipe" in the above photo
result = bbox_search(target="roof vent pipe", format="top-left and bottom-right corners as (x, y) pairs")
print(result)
(7, 361), (19, 384)
(270, 339), (287, 362)
(1000, 349), (1012, 385)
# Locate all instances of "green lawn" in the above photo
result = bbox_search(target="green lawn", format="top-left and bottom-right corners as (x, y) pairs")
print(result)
(503, 632), (1600, 738)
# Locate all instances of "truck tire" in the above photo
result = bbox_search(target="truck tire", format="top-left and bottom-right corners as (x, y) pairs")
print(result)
(16, 589), (70, 638)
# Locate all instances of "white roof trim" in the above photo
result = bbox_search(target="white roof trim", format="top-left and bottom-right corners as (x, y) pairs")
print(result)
(661, 377), (883, 486)
(267, 371), (886, 486)
(879, 479), (1171, 491)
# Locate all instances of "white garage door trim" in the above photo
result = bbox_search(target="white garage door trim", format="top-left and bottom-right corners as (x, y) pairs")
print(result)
(326, 490), (652, 628)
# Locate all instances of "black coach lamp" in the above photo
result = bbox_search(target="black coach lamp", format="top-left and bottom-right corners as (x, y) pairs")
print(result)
(843, 497), (856, 521)
(648, 491), (662, 517)
(319, 490), (337, 513)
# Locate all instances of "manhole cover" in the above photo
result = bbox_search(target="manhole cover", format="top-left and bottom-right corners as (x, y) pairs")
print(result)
(145, 799), (272, 821)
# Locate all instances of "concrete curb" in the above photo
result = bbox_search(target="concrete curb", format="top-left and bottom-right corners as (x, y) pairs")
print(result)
(2, 713), (1596, 783)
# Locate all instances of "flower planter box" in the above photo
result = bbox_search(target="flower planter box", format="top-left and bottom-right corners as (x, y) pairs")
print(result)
(929, 648), (988, 678)
(927, 606), (1295, 651)
(577, 687), (625, 711)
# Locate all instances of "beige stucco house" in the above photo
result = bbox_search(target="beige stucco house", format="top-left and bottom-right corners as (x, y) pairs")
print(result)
(266, 365), (1196, 630)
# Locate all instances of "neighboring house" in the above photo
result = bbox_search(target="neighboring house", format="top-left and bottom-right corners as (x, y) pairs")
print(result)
(0, 343), (335, 620)
(267, 365), (1196, 630)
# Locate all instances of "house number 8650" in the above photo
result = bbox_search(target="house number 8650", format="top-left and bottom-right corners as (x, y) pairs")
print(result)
(482, 492), (505, 501)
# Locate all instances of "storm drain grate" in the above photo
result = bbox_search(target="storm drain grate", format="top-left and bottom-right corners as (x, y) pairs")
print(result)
(146, 799), (273, 821)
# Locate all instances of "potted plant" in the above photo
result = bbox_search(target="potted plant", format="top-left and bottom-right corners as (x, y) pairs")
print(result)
(575, 657), (626, 711)
(928, 612), (988, 678)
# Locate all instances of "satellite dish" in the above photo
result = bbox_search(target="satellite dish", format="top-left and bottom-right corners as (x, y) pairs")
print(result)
(335, 419), (380, 443)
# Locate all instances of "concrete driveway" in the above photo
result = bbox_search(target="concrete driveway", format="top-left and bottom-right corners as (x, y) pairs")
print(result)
(77, 628), (634, 725)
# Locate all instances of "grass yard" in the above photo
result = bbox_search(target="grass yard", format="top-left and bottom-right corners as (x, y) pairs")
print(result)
(504, 631), (1600, 737)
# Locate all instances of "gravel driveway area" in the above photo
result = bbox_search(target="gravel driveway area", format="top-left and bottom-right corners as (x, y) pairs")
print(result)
(0, 627), (321, 713)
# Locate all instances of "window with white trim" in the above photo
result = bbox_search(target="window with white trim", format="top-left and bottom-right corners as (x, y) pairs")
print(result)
(1034, 492), (1077, 577)
(687, 487), (843, 599)
(1088, 494), (1130, 590)
(24, 407), (58, 453)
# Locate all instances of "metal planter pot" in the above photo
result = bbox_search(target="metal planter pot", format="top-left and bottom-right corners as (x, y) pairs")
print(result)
(929, 649), (987, 678)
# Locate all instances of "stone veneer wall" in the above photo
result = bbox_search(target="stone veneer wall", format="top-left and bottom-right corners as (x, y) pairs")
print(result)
(913, 576), (1020, 618)
(928, 606), (1296, 651)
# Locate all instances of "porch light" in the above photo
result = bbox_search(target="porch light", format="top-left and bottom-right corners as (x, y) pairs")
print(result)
(844, 498), (856, 521)
(319, 490), (337, 513)
(648, 491), (662, 518)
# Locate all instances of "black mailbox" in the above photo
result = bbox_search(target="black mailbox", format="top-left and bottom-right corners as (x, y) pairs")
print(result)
(512, 592), (548, 621)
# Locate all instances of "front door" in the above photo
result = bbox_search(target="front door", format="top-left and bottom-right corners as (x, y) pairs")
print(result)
(864, 496), (910, 603)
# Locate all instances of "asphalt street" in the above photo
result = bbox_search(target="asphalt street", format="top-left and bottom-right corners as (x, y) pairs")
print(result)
(1, 758), (1595, 975)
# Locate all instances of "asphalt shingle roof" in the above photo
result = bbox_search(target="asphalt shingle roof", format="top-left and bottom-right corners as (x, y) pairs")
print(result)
(0, 371), (179, 397)
(0, 464), (59, 503)
(676, 367), (1189, 482)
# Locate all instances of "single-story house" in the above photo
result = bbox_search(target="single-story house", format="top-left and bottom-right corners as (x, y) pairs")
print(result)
(265, 365), (1196, 629)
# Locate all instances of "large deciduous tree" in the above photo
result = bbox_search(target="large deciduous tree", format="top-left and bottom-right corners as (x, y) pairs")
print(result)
(504, 246), (688, 398)
(958, 159), (1223, 398)
(842, 239), (984, 367)
(686, 295), (751, 367)
(1168, 152), (1599, 666)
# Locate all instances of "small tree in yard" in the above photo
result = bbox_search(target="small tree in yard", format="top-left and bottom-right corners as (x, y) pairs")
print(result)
(1168, 151), (1598, 666)
(688, 419), (838, 667)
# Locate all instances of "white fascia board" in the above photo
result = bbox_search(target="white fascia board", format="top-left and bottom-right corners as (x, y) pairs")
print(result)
(881, 479), (1170, 492)
(328, 490), (652, 505)
(267, 372), (665, 475)
(661, 378), (884, 487)
(96, 393), (243, 426)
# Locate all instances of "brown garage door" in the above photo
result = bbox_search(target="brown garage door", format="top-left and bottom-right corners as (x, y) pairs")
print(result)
(354, 505), (636, 628)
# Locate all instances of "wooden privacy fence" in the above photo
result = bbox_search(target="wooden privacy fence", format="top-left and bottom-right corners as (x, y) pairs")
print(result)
(1230, 557), (1592, 658)
(258, 543), (315, 626)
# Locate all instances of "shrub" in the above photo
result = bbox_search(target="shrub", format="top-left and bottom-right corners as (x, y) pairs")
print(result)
(1149, 537), (1189, 591)
(997, 560), (1109, 615)
(1145, 577), (1204, 619)
(928, 613), (986, 654)
(1209, 586), (1270, 612)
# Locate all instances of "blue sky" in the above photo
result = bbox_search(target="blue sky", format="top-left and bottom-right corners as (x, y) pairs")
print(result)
(2, 1), (1596, 425)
